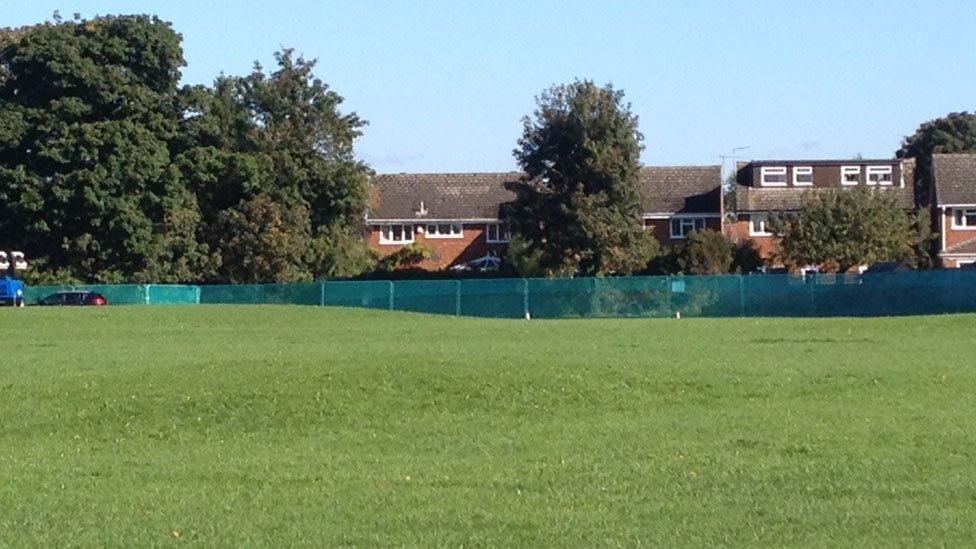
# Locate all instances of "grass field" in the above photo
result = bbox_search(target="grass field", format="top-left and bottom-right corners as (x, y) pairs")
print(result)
(1, 306), (975, 546)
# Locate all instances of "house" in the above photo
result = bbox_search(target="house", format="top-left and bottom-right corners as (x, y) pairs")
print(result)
(366, 172), (518, 270)
(930, 153), (976, 268)
(729, 158), (916, 265)
(366, 166), (723, 270)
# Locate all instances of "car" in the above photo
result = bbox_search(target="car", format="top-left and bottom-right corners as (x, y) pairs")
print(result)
(37, 291), (108, 306)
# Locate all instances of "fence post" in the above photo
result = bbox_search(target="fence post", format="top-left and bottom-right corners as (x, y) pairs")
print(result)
(665, 276), (673, 317)
(455, 280), (461, 316)
(388, 280), (395, 310)
(144, 284), (151, 305)
(320, 282), (326, 307)
(522, 278), (530, 319)
(738, 275), (745, 317)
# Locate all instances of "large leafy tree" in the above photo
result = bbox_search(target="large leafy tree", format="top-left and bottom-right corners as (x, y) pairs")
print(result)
(768, 188), (920, 272)
(175, 50), (374, 282)
(0, 15), (185, 282)
(897, 112), (976, 206)
(503, 80), (656, 276)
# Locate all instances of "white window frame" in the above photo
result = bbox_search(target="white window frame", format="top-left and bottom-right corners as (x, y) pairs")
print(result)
(866, 165), (893, 186)
(378, 224), (415, 245)
(748, 213), (773, 236)
(669, 217), (707, 239)
(951, 208), (976, 230)
(841, 166), (861, 186)
(485, 223), (510, 243)
(424, 223), (463, 239)
(958, 259), (976, 268)
(760, 166), (787, 187)
(792, 166), (813, 186)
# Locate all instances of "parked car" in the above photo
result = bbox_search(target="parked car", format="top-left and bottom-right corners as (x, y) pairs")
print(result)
(37, 291), (108, 306)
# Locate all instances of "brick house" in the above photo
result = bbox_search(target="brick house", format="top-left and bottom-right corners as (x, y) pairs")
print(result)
(930, 153), (976, 268)
(729, 159), (915, 265)
(366, 166), (722, 270)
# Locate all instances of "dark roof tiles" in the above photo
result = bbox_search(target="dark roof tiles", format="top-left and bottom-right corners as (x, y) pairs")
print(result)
(369, 166), (722, 220)
(932, 154), (976, 206)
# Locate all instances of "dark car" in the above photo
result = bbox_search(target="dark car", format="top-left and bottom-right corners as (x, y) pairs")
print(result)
(38, 291), (108, 306)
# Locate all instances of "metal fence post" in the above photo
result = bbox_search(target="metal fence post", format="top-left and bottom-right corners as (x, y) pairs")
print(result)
(522, 278), (530, 319)
(388, 280), (395, 310)
(455, 280), (461, 316)
(738, 275), (745, 317)
(320, 282), (326, 307)
(144, 284), (151, 305)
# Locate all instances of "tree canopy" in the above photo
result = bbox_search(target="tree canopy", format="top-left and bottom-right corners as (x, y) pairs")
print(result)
(503, 80), (657, 277)
(897, 112), (976, 206)
(0, 16), (374, 283)
(768, 188), (920, 272)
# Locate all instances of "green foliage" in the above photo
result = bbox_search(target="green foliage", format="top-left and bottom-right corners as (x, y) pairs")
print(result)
(377, 242), (434, 271)
(0, 15), (184, 282)
(730, 239), (764, 273)
(0, 17), (372, 283)
(504, 80), (657, 277)
(3, 306), (976, 545)
(768, 187), (916, 272)
(897, 112), (976, 205)
(674, 229), (732, 274)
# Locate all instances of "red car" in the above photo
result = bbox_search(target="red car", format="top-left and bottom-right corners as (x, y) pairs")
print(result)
(38, 291), (108, 306)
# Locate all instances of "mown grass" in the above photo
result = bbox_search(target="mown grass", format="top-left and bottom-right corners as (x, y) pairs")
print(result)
(1, 305), (974, 546)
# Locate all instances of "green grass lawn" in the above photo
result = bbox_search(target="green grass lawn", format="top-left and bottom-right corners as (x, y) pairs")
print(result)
(1, 306), (974, 546)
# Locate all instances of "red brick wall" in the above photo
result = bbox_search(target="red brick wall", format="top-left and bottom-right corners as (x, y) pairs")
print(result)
(727, 215), (780, 264)
(643, 217), (722, 248)
(938, 208), (976, 268)
(366, 223), (508, 270)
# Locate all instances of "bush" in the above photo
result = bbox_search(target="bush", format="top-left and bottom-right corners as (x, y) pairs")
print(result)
(674, 230), (732, 274)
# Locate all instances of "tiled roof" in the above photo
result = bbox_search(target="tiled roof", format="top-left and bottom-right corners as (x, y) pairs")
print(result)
(369, 166), (722, 220)
(638, 165), (721, 214)
(946, 235), (976, 255)
(369, 172), (520, 220)
(932, 154), (976, 205)
(736, 185), (915, 212)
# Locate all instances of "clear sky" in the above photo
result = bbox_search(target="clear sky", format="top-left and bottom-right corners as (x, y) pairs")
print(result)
(4, 1), (975, 176)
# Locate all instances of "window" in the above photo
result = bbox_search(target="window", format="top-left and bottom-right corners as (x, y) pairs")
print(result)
(793, 166), (813, 186)
(378, 224), (414, 244)
(670, 217), (707, 239)
(760, 166), (787, 186)
(749, 213), (773, 236)
(841, 166), (861, 185)
(486, 223), (510, 243)
(866, 166), (893, 186)
(959, 259), (976, 268)
(424, 223), (462, 238)
(952, 208), (976, 229)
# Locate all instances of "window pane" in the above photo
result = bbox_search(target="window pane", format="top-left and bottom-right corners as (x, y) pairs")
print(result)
(966, 211), (976, 226)
(955, 210), (965, 226)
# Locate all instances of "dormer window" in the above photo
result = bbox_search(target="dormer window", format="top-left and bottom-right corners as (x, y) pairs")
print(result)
(793, 166), (813, 186)
(841, 166), (861, 185)
(866, 166), (893, 186)
(760, 167), (787, 186)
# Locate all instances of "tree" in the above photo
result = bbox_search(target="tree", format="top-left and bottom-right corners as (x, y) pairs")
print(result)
(212, 194), (314, 283)
(674, 229), (732, 274)
(768, 188), (916, 272)
(897, 112), (976, 205)
(0, 15), (185, 281)
(730, 239), (764, 273)
(176, 49), (374, 281)
(503, 80), (657, 277)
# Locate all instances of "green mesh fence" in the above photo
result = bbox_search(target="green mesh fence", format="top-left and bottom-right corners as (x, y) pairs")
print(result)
(16, 271), (976, 317)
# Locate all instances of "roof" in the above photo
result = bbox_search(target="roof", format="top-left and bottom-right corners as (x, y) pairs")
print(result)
(745, 159), (902, 166)
(932, 154), (976, 205)
(369, 172), (520, 220)
(736, 185), (915, 212)
(369, 166), (722, 220)
(638, 165), (721, 214)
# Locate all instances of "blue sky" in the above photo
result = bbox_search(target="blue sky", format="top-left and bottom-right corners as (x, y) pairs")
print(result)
(4, 1), (975, 176)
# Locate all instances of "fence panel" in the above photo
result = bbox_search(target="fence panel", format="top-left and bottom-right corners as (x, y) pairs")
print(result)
(322, 280), (392, 310)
